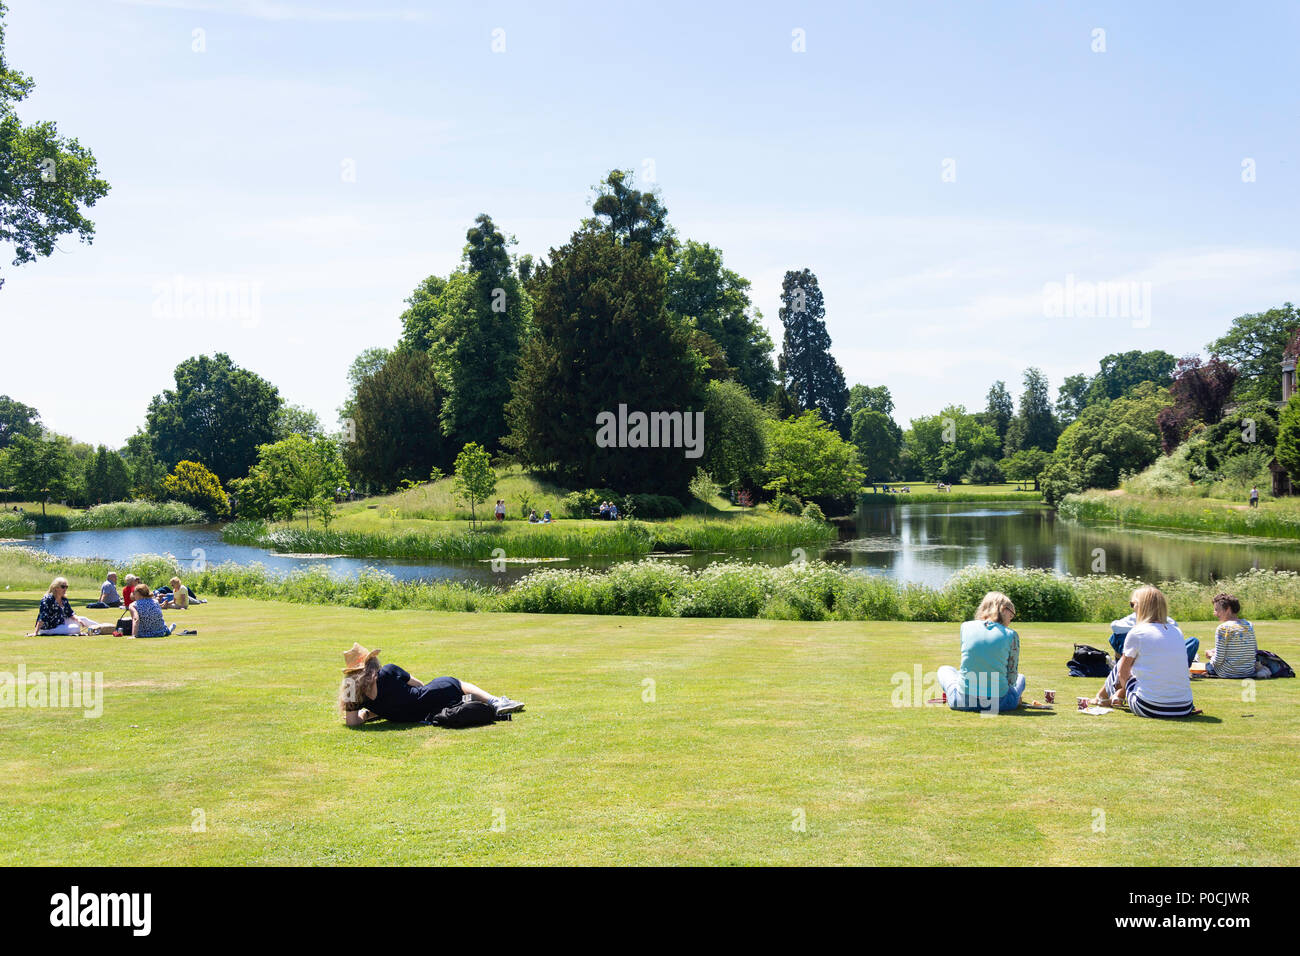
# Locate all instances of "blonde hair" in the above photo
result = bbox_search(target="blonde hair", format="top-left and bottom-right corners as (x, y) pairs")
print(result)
(47, 576), (69, 595)
(169, 577), (181, 587)
(1131, 585), (1168, 625)
(338, 657), (380, 714)
(975, 591), (1015, 624)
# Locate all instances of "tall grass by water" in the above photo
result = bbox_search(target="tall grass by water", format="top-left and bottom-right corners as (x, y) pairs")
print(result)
(10, 545), (1300, 622)
(0, 500), (205, 535)
(221, 515), (837, 560)
(1059, 491), (1300, 539)
(861, 486), (1041, 506)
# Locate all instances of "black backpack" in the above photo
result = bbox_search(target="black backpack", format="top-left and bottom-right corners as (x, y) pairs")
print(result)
(1067, 643), (1113, 678)
(1255, 649), (1295, 679)
(428, 700), (504, 728)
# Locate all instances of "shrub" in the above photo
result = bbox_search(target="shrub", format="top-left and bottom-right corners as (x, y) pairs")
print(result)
(964, 456), (1004, 484)
(623, 493), (684, 519)
(801, 502), (826, 523)
(943, 565), (1086, 622)
(771, 492), (802, 515)
(162, 461), (230, 518)
(561, 488), (620, 518)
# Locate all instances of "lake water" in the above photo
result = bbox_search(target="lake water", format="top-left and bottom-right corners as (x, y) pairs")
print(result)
(4, 503), (1299, 588)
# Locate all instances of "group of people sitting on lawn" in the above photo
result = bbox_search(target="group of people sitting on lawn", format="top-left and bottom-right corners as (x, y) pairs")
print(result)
(596, 500), (620, 519)
(527, 509), (553, 523)
(938, 586), (1261, 717)
(30, 570), (205, 638)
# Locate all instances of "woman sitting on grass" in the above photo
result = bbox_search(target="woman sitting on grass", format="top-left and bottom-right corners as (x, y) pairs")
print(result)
(338, 642), (524, 727)
(33, 578), (102, 635)
(1205, 592), (1257, 679)
(158, 577), (189, 609)
(936, 591), (1026, 713)
(1095, 586), (1195, 717)
(128, 584), (176, 638)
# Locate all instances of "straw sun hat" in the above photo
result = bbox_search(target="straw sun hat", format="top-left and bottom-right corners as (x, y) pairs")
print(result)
(342, 642), (380, 674)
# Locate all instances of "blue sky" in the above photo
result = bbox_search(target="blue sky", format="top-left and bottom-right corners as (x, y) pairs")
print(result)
(3, 0), (1298, 447)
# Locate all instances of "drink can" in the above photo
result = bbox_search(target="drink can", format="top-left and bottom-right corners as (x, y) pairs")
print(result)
(1077, 696), (1089, 710)
(1044, 690), (1056, 704)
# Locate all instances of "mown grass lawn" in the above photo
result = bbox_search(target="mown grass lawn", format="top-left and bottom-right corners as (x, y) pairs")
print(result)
(1, 588), (1296, 865)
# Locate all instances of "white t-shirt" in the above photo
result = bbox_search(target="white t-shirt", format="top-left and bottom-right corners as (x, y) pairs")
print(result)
(1122, 622), (1193, 705)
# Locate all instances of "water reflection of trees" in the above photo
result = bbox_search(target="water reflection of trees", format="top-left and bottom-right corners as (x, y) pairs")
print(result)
(836, 503), (1300, 586)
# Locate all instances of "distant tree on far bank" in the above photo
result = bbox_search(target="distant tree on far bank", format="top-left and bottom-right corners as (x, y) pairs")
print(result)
(1207, 303), (1299, 404)
(145, 353), (283, 485)
(234, 433), (348, 526)
(850, 408), (902, 483)
(1003, 368), (1059, 457)
(1276, 393), (1300, 487)
(586, 168), (675, 257)
(665, 241), (778, 402)
(777, 269), (849, 437)
(982, 381), (1014, 445)
(346, 349), (452, 491)
(504, 228), (705, 497)
(764, 410), (863, 501)
(699, 380), (769, 492)
(453, 442), (497, 529)
(6, 433), (71, 514)
(0, 395), (40, 448)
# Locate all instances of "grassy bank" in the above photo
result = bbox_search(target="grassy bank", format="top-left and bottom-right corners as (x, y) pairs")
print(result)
(861, 483), (1041, 506)
(0, 500), (205, 536)
(1060, 490), (1300, 540)
(9, 545), (1300, 623)
(223, 512), (835, 560)
(1, 593), (1295, 865)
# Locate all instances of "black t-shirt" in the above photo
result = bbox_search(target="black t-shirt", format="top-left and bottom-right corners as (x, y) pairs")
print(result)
(364, 664), (443, 723)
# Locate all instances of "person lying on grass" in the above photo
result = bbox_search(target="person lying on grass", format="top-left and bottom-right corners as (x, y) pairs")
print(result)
(337, 642), (524, 727)
(936, 590), (1027, 713)
(32, 577), (102, 635)
(1094, 586), (1196, 718)
(128, 584), (176, 638)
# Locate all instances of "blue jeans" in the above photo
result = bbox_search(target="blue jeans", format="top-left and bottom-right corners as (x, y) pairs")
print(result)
(1109, 632), (1198, 666)
(936, 665), (1026, 713)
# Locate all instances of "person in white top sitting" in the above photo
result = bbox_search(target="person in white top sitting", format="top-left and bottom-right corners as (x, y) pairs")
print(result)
(1109, 606), (1198, 665)
(1095, 586), (1196, 718)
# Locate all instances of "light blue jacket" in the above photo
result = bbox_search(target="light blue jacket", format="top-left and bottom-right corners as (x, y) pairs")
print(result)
(957, 620), (1019, 701)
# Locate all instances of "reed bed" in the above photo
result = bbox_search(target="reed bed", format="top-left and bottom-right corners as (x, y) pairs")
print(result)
(1059, 491), (1300, 539)
(1, 500), (205, 535)
(221, 516), (836, 560)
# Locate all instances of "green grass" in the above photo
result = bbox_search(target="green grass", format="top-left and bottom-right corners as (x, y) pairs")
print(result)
(1060, 490), (1300, 540)
(0, 588), (1295, 865)
(339, 466), (573, 522)
(861, 483), (1042, 505)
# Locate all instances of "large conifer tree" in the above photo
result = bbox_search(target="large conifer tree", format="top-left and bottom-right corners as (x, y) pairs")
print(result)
(776, 269), (849, 435)
(504, 228), (705, 495)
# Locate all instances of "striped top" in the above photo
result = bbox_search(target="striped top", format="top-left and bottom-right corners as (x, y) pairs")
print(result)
(1210, 619), (1257, 679)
